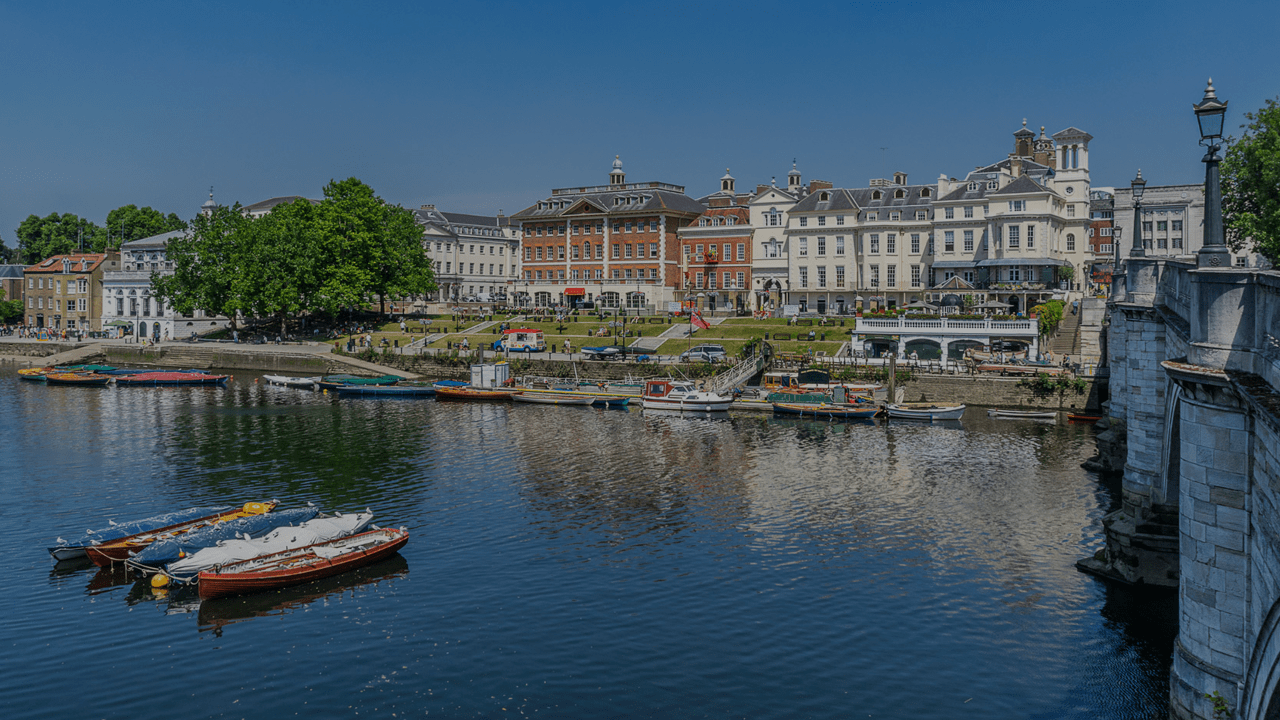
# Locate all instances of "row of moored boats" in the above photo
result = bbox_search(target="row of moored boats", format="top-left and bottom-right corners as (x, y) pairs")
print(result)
(50, 501), (408, 599)
(20, 364), (230, 386)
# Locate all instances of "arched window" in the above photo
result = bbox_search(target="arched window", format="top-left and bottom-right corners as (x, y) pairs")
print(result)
(820, 191), (830, 201)
(920, 188), (931, 197)
(894, 189), (905, 199)
(872, 190), (882, 200)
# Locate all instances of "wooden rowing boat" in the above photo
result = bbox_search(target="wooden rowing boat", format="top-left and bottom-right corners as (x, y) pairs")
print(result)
(49, 505), (233, 561)
(263, 374), (321, 389)
(84, 501), (277, 567)
(18, 367), (51, 381)
(336, 382), (436, 397)
(885, 403), (967, 421)
(772, 402), (880, 419)
(512, 392), (595, 406)
(115, 371), (229, 386)
(986, 409), (1058, 420)
(434, 387), (514, 401)
(43, 372), (112, 387)
(1068, 413), (1103, 423)
(198, 527), (410, 599)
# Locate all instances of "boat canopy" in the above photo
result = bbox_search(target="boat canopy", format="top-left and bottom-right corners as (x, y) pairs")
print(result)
(127, 507), (319, 568)
(54, 506), (231, 549)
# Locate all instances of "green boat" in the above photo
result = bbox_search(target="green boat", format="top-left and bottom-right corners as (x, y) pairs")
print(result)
(317, 374), (401, 391)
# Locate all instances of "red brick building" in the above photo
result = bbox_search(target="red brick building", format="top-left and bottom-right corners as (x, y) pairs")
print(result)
(678, 170), (754, 314)
(1088, 189), (1115, 289)
(511, 157), (705, 310)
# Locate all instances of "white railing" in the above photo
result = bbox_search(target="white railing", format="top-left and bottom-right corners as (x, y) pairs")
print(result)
(855, 317), (1037, 334)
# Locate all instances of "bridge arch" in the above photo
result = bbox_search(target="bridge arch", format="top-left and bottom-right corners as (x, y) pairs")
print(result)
(1243, 596), (1280, 720)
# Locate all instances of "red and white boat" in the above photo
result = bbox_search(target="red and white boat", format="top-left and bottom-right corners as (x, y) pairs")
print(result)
(197, 527), (410, 599)
(640, 379), (732, 413)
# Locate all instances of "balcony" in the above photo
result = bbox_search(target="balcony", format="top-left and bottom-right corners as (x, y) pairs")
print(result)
(855, 316), (1038, 337)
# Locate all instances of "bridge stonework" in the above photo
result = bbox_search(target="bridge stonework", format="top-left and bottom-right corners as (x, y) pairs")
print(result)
(1092, 258), (1280, 720)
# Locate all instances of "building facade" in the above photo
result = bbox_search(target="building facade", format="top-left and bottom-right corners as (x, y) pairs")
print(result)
(413, 206), (520, 305)
(511, 157), (705, 310)
(678, 170), (755, 314)
(0, 265), (24, 311)
(1088, 189), (1116, 289)
(100, 229), (225, 341)
(24, 252), (117, 331)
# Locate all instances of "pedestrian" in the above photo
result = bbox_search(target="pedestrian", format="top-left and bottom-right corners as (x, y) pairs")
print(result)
(400, 320), (407, 333)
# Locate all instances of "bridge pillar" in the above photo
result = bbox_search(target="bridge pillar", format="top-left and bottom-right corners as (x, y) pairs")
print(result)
(1165, 363), (1250, 720)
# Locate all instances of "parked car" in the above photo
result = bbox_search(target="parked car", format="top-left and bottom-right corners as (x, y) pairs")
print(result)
(582, 344), (628, 360)
(679, 344), (727, 363)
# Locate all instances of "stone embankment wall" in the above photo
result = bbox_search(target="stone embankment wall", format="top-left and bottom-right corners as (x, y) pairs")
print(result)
(901, 373), (1103, 410)
(0, 341), (83, 358)
(101, 345), (335, 375)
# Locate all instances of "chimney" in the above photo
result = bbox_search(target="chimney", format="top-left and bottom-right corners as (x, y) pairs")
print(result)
(1010, 158), (1022, 178)
(809, 180), (834, 191)
(421, 204), (436, 211)
(937, 173), (951, 197)
(757, 184), (770, 194)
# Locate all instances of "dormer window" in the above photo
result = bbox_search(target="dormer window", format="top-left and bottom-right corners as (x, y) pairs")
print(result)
(987, 180), (998, 190)
(968, 182), (978, 191)
(726, 217), (736, 225)
(920, 188), (931, 198)
(699, 218), (708, 227)
(872, 190), (882, 200)
(894, 189), (905, 199)
(820, 191), (830, 201)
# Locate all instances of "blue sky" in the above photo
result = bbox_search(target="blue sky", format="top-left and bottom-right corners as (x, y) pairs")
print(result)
(2, 0), (1277, 238)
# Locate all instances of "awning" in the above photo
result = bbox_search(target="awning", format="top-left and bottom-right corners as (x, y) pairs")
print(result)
(976, 258), (1071, 267)
(106, 320), (133, 327)
(564, 288), (585, 295)
(930, 260), (978, 269)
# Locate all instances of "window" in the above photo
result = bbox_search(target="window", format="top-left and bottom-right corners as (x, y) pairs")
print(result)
(1067, 205), (1076, 217)
(536, 227), (544, 237)
(1009, 200), (1025, 212)
(596, 244), (604, 259)
(911, 265), (921, 288)
(736, 243), (745, 261)
(469, 263), (475, 274)
(625, 222), (633, 232)
(1008, 226), (1020, 248)
(650, 269), (658, 279)
(1158, 237), (1168, 249)
(835, 266), (845, 287)
(613, 223), (621, 233)
(886, 265), (897, 287)
(624, 269), (633, 280)
(835, 237), (845, 255)
(798, 238), (808, 256)
(911, 234), (920, 254)
(818, 216), (826, 226)
(964, 230), (974, 252)
(1066, 233), (1076, 252)
(572, 245), (580, 260)
(944, 231), (955, 252)
(724, 272), (733, 288)
(624, 244), (632, 258)
(817, 266), (827, 288)
(650, 243), (659, 258)
(1143, 221), (1153, 232)
(766, 241), (780, 259)
(612, 244), (620, 259)
(736, 271), (745, 287)
(696, 272), (704, 288)
(557, 246), (565, 260)
(870, 264), (880, 286)
(446, 262), (452, 273)
(866, 213), (877, 221)
(886, 234), (896, 254)
(1008, 267), (1020, 282)
(765, 210), (781, 226)
(817, 237), (826, 256)
(536, 247), (543, 260)
(964, 206), (973, 218)
(870, 234), (880, 253)
(1100, 244), (1112, 254)
(799, 267), (808, 287)
(945, 207), (954, 219)
(927, 235), (935, 254)
(1026, 225), (1035, 249)
(799, 217), (808, 227)
(1173, 220), (1183, 231)
(836, 215), (845, 225)
(649, 221), (658, 232)
(573, 224), (580, 235)
(1173, 237), (1183, 249)
(890, 212), (901, 221)
(558, 270), (565, 279)
(916, 211), (927, 221)
(695, 243), (704, 255)
(1236, 256), (1249, 267)
(1157, 220), (1168, 231)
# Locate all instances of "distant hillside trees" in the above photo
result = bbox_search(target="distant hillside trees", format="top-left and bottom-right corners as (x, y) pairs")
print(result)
(14, 205), (186, 263)
(153, 178), (434, 332)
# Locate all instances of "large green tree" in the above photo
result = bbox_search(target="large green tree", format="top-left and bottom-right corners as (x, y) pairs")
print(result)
(0, 286), (21, 323)
(1222, 96), (1280, 265)
(316, 178), (434, 313)
(151, 203), (252, 330)
(103, 205), (188, 247)
(15, 213), (101, 263)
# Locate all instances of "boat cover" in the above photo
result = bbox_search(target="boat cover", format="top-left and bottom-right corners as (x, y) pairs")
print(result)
(164, 511), (374, 580)
(432, 380), (468, 387)
(126, 507), (319, 569)
(53, 506), (232, 550)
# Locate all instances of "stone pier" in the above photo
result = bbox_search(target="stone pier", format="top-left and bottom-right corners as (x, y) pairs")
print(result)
(1085, 257), (1280, 720)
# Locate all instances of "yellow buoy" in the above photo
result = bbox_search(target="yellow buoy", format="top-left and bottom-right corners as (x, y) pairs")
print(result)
(151, 573), (171, 588)
(243, 501), (269, 514)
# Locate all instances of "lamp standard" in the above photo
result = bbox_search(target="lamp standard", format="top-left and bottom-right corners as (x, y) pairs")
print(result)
(1193, 78), (1230, 268)
(1110, 227), (1123, 301)
(1129, 170), (1147, 257)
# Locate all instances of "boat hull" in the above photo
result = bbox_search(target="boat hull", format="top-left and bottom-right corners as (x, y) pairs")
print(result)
(512, 392), (595, 405)
(987, 409), (1058, 420)
(43, 372), (112, 386)
(336, 385), (436, 396)
(885, 404), (967, 421)
(198, 528), (409, 599)
(84, 502), (276, 567)
(772, 402), (879, 419)
(116, 372), (229, 386)
(264, 375), (320, 389)
(435, 387), (514, 401)
(641, 398), (733, 412)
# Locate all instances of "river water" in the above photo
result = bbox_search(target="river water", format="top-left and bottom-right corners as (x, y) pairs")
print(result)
(0, 368), (1176, 719)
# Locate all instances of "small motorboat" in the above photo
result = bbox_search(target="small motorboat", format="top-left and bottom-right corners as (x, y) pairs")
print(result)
(317, 374), (401, 391)
(986, 409), (1058, 421)
(198, 527), (410, 599)
(156, 511), (374, 584)
(772, 402), (880, 419)
(434, 386), (515, 401)
(43, 372), (112, 387)
(512, 392), (596, 406)
(84, 501), (277, 567)
(641, 379), (733, 413)
(263, 374), (321, 389)
(115, 371), (229, 386)
(48, 505), (233, 561)
(1068, 413), (1104, 423)
(336, 382), (437, 396)
(885, 403), (967, 421)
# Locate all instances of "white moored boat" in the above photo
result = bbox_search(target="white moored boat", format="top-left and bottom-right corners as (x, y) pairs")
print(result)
(263, 374), (321, 389)
(986, 409), (1058, 421)
(885, 403), (967, 421)
(512, 392), (596, 406)
(641, 379), (733, 413)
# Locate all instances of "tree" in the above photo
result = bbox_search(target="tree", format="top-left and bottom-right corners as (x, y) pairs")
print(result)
(316, 178), (434, 313)
(14, 213), (102, 263)
(151, 203), (251, 330)
(1222, 96), (1280, 265)
(238, 198), (330, 333)
(103, 205), (188, 249)
(0, 286), (21, 323)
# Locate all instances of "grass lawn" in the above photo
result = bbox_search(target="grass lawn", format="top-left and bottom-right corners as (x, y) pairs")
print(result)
(654, 338), (845, 356)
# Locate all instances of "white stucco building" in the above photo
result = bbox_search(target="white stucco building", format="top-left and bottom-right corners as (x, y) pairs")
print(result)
(413, 206), (521, 306)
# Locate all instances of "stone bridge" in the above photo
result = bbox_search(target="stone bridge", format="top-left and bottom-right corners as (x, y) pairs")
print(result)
(1083, 256), (1280, 719)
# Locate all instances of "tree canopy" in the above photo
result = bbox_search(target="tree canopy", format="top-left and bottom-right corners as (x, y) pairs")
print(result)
(14, 205), (187, 263)
(152, 178), (434, 329)
(1222, 96), (1280, 265)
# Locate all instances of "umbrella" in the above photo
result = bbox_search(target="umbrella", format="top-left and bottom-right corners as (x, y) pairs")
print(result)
(106, 320), (133, 327)
(973, 301), (1012, 309)
(903, 300), (939, 311)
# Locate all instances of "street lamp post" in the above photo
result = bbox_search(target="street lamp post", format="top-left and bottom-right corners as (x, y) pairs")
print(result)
(1193, 78), (1231, 268)
(1110, 226), (1124, 301)
(1129, 170), (1147, 257)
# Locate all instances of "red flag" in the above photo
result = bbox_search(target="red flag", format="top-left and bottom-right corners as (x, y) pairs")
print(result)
(691, 310), (710, 330)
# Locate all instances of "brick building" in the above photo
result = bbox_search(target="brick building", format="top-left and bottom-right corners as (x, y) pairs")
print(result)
(512, 157), (705, 310)
(1088, 189), (1115, 289)
(0, 265), (24, 311)
(23, 252), (118, 331)
(678, 170), (754, 314)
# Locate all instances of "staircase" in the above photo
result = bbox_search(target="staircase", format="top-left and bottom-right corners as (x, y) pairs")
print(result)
(1049, 305), (1081, 356)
